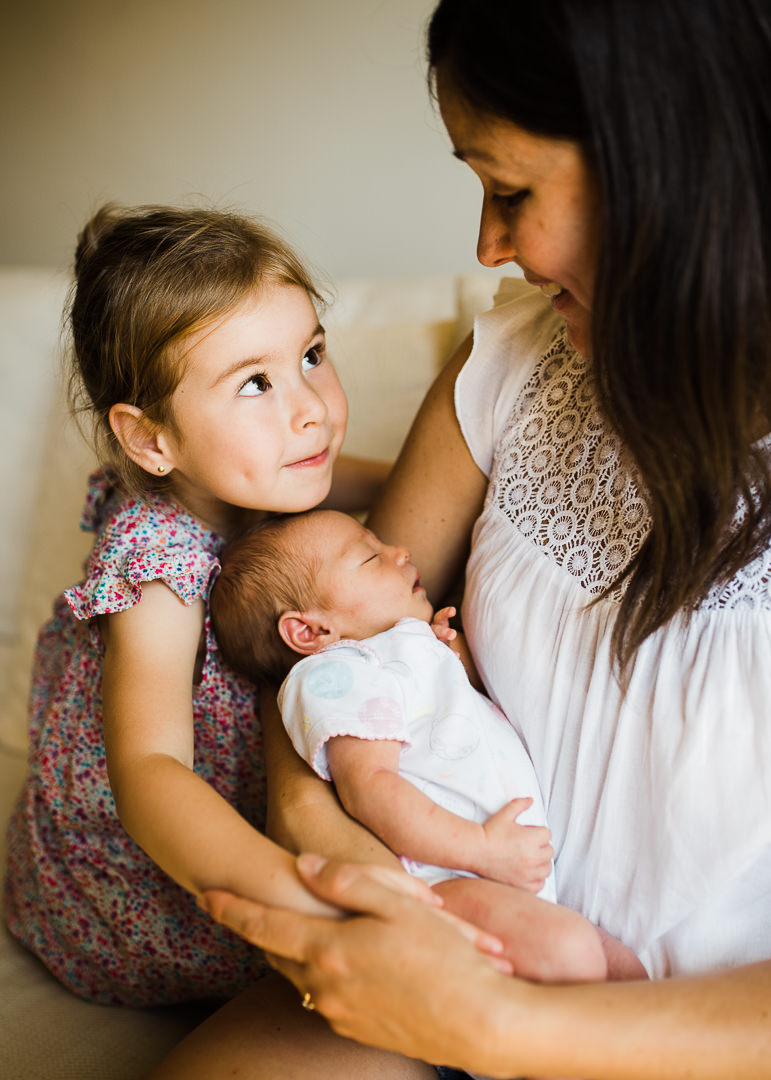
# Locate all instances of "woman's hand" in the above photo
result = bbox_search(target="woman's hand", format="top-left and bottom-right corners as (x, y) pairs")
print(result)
(199, 854), (515, 1071)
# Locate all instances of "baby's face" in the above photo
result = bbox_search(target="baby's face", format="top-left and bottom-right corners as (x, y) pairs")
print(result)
(303, 511), (434, 639)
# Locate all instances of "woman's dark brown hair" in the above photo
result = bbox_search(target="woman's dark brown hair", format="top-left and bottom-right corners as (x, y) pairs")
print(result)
(429, 0), (771, 666)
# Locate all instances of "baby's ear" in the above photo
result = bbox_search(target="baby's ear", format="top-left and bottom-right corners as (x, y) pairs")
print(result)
(109, 403), (176, 477)
(278, 611), (339, 657)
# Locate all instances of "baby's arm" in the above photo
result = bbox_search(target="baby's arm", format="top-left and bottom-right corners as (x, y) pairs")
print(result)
(100, 580), (336, 917)
(326, 735), (553, 892)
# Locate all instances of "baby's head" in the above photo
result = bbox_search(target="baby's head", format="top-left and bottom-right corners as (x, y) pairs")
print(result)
(68, 204), (339, 505)
(211, 509), (433, 684)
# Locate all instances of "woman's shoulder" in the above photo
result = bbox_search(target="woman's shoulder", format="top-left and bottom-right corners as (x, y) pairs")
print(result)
(65, 468), (223, 620)
(478, 277), (563, 355)
(455, 278), (564, 477)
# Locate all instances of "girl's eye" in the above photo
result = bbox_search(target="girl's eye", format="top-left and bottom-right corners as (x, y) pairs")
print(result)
(238, 372), (271, 397)
(302, 345), (324, 372)
(493, 189), (528, 211)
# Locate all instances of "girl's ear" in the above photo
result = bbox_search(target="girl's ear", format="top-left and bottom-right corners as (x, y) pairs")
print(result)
(278, 611), (340, 657)
(109, 403), (176, 477)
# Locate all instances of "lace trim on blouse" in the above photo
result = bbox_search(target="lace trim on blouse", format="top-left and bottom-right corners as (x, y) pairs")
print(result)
(489, 327), (771, 610)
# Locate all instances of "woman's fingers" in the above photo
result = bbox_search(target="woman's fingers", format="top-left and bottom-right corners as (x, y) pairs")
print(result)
(296, 855), (509, 962)
(201, 859), (509, 976)
(200, 889), (321, 964)
(295, 854), (413, 916)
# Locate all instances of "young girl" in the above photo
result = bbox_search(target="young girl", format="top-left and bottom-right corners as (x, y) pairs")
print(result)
(3, 204), (403, 1010)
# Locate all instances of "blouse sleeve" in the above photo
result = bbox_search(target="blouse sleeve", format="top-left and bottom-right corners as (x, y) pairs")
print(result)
(278, 642), (411, 781)
(455, 278), (563, 476)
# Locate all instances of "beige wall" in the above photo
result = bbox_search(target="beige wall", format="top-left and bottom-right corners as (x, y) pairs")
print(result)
(0, 0), (484, 279)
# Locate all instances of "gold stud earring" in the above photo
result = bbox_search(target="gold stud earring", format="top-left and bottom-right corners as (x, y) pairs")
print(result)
(157, 465), (166, 474)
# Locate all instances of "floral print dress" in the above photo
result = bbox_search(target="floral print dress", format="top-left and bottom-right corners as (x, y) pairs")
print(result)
(4, 471), (266, 1005)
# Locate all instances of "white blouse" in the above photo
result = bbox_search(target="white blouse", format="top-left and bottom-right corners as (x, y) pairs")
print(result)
(457, 278), (771, 978)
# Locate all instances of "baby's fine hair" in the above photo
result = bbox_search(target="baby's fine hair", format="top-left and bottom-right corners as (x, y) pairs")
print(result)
(211, 512), (323, 686)
(68, 204), (325, 495)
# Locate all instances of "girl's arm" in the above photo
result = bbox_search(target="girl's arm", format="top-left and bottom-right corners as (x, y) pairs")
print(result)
(100, 580), (335, 916)
(366, 335), (487, 605)
(326, 736), (552, 892)
(202, 858), (771, 1080)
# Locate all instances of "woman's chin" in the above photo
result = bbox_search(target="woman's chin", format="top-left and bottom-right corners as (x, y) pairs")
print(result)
(564, 319), (592, 357)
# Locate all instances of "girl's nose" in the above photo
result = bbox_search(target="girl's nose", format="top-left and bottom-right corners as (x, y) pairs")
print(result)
(292, 382), (328, 430)
(476, 196), (516, 268)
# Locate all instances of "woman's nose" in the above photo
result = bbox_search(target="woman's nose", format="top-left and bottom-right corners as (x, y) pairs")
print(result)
(477, 197), (516, 268)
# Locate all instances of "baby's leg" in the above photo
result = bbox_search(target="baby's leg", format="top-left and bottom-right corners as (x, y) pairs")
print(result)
(595, 925), (648, 981)
(433, 876), (608, 984)
(142, 970), (438, 1080)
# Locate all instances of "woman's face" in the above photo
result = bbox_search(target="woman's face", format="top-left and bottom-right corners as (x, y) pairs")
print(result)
(438, 79), (600, 356)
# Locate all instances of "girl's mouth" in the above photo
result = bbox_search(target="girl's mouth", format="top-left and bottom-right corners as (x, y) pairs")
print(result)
(287, 447), (329, 469)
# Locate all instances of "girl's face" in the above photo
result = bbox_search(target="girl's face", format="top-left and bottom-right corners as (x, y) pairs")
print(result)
(161, 284), (347, 534)
(438, 79), (600, 356)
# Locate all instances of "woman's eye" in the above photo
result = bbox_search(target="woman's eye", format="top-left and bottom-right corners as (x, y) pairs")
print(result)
(494, 189), (527, 211)
(238, 372), (271, 397)
(302, 346), (324, 372)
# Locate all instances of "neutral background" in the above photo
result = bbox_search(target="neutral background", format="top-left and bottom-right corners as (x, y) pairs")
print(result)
(1, 0), (486, 280)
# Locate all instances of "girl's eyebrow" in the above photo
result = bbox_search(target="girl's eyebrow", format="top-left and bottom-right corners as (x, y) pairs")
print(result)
(212, 323), (326, 387)
(213, 355), (266, 386)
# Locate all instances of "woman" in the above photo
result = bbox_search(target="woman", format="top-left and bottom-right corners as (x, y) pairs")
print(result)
(149, 1), (771, 1076)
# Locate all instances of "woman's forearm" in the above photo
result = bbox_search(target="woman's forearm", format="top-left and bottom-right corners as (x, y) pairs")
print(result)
(480, 963), (771, 1080)
(261, 688), (402, 868)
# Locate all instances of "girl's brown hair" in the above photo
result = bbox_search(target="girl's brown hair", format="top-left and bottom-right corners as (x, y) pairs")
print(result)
(69, 204), (325, 494)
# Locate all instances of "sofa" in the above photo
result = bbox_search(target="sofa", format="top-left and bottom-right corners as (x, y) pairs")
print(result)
(0, 263), (507, 1078)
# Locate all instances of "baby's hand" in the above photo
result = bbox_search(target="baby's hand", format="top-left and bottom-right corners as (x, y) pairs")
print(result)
(430, 606), (458, 651)
(475, 797), (554, 893)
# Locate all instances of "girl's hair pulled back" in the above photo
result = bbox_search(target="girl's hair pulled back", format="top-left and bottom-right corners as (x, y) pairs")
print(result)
(429, 0), (771, 667)
(69, 204), (324, 495)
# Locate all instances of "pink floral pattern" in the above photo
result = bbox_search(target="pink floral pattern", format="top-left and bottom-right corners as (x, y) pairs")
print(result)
(4, 470), (266, 1005)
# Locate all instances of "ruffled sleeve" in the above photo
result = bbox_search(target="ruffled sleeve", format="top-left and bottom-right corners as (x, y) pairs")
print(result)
(278, 641), (411, 781)
(64, 476), (222, 621)
(65, 545), (219, 620)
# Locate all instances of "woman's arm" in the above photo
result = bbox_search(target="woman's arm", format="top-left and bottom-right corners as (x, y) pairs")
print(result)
(321, 454), (391, 512)
(100, 581), (335, 916)
(201, 857), (771, 1080)
(260, 686), (403, 869)
(367, 334), (487, 604)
